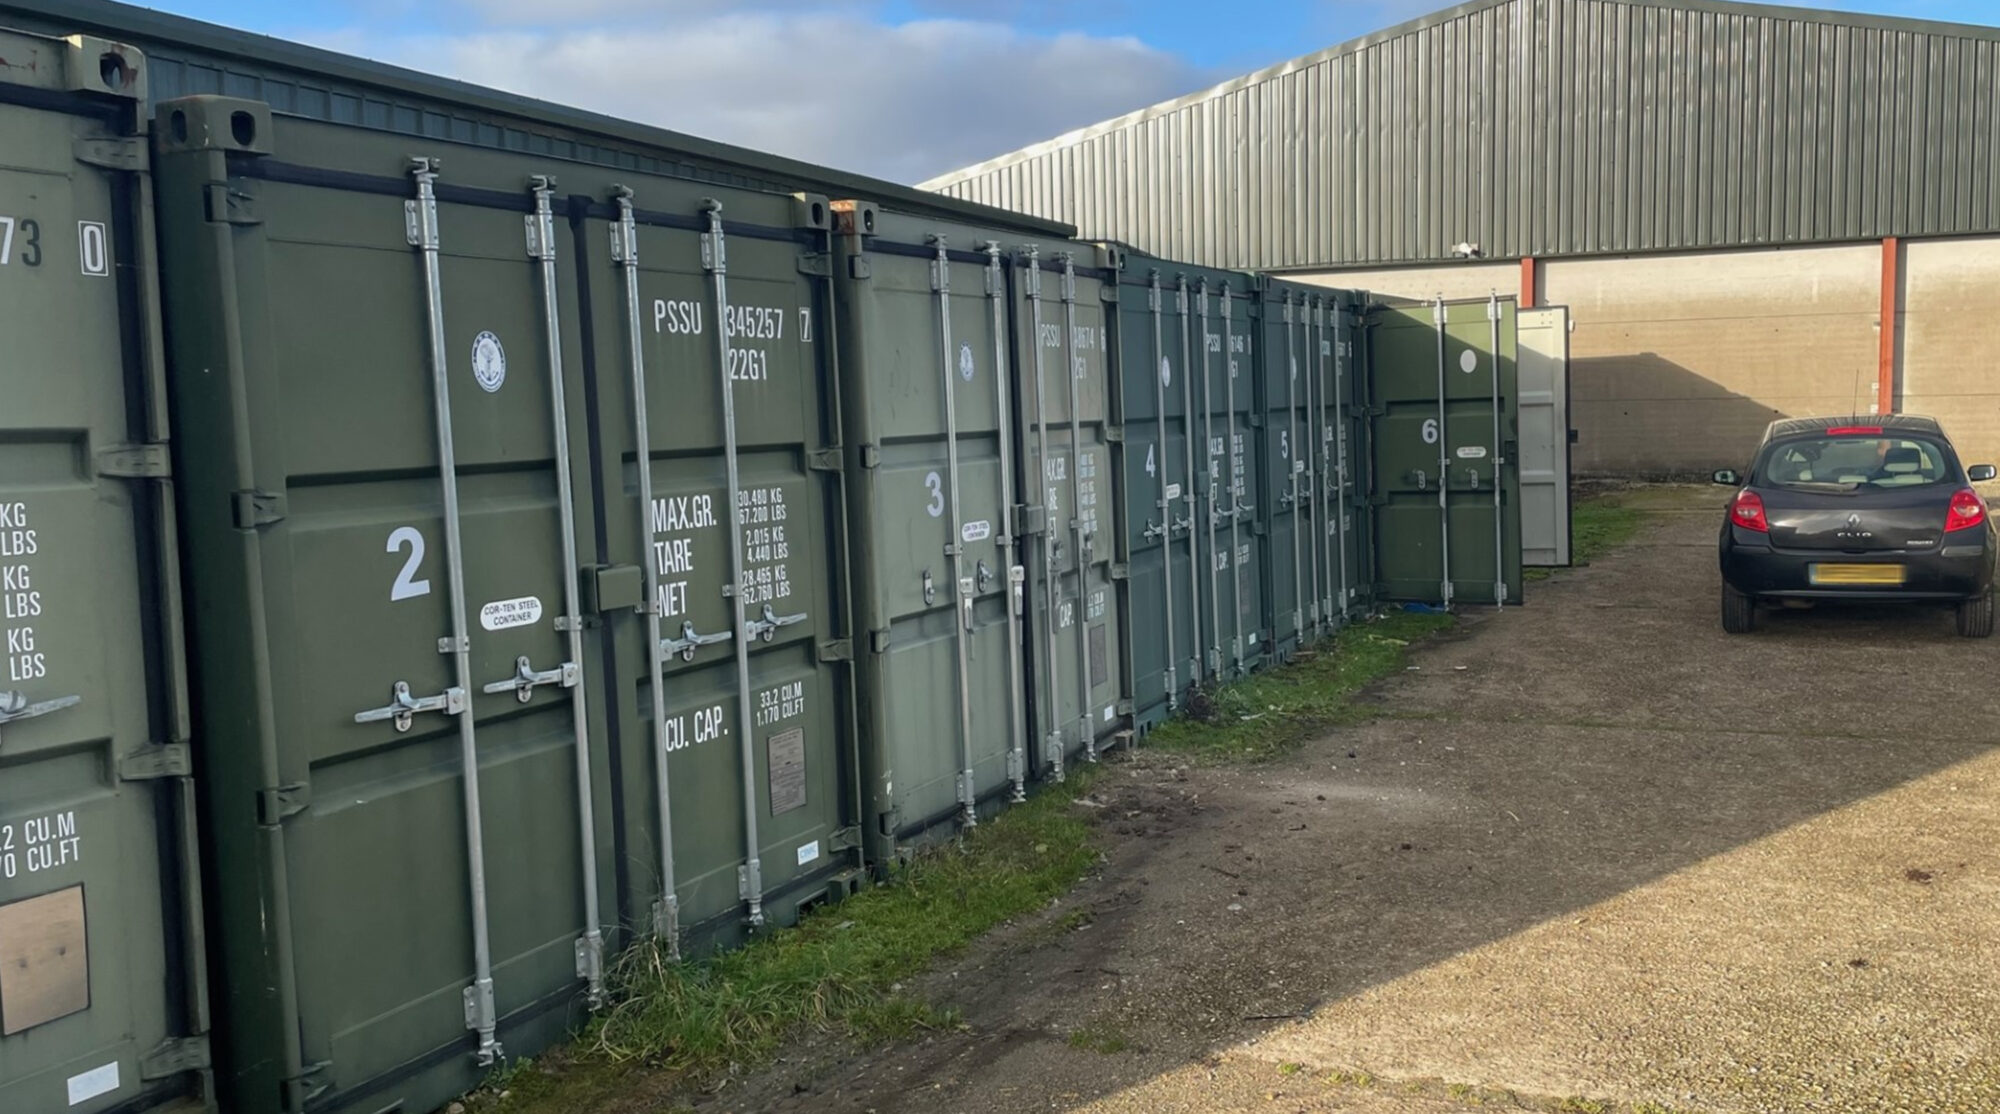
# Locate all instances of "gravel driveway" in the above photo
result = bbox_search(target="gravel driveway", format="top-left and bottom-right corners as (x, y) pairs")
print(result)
(709, 486), (2000, 1114)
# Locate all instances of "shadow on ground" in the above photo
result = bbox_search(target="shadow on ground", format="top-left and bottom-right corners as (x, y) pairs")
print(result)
(704, 485), (2000, 1114)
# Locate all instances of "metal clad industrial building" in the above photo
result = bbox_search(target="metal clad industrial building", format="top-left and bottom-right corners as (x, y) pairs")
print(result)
(922, 0), (2000, 271)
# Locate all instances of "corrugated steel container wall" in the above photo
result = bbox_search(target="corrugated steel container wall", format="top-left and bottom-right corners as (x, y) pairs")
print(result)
(925, 0), (2000, 270)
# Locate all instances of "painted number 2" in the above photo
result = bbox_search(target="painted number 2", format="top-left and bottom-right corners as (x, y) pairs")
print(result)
(1421, 418), (1440, 445)
(924, 472), (945, 518)
(387, 526), (432, 601)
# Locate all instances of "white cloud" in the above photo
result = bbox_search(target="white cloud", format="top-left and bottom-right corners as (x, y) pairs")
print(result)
(316, 9), (1209, 183)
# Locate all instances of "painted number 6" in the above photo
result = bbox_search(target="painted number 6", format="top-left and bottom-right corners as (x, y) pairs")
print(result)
(1421, 418), (1440, 445)
(387, 526), (432, 601)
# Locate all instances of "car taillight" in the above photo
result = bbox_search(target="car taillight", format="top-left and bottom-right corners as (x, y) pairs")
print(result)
(1946, 488), (1987, 532)
(1731, 489), (1769, 533)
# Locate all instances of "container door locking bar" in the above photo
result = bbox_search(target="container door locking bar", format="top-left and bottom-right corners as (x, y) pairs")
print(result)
(527, 176), (606, 1003)
(1149, 271), (1178, 709)
(406, 159), (503, 1065)
(930, 236), (979, 823)
(1057, 253), (1095, 762)
(1023, 247), (1065, 782)
(611, 188), (682, 955)
(984, 243), (1030, 802)
(1177, 277), (1203, 691)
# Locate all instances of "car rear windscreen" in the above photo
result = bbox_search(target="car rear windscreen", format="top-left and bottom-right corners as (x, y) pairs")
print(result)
(1758, 434), (1952, 491)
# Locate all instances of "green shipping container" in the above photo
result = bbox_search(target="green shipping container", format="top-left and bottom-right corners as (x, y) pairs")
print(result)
(0, 31), (212, 1114)
(830, 205), (1037, 855)
(152, 94), (861, 1114)
(1368, 295), (1523, 607)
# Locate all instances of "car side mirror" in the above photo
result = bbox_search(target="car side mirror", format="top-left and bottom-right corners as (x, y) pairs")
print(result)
(1712, 469), (1740, 486)
(1970, 464), (1996, 482)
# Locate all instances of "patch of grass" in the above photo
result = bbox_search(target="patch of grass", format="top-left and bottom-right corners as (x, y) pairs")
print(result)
(1143, 610), (1454, 761)
(1556, 1098), (1611, 1114)
(471, 768), (1102, 1113)
(1066, 1018), (1131, 1055)
(1278, 1062), (1303, 1075)
(1528, 494), (1648, 580)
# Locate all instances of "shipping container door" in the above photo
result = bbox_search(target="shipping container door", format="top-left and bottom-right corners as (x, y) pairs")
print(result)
(1013, 249), (1125, 775)
(1329, 294), (1372, 619)
(1517, 306), (1574, 566)
(1369, 295), (1522, 607)
(155, 102), (612, 1113)
(1258, 285), (1309, 661)
(831, 204), (1026, 855)
(0, 34), (209, 1114)
(1193, 278), (1266, 679)
(1107, 255), (1200, 731)
(579, 178), (861, 954)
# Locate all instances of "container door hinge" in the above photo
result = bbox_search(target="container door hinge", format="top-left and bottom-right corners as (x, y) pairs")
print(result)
(1110, 563), (1130, 581)
(796, 252), (832, 277)
(1369, 492), (1391, 507)
(119, 743), (192, 781)
(848, 256), (872, 280)
(74, 136), (145, 171)
(139, 1035), (211, 1081)
(1099, 283), (1119, 303)
(860, 444), (881, 470)
(816, 638), (853, 663)
(828, 826), (862, 852)
(869, 628), (892, 654)
(203, 183), (260, 226)
(1116, 698), (1135, 717)
(1017, 504), (1047, 537)
(808, 447), (843, 472)
(1104, 426), (1125, 443)
(257, 782), (310, 825)
(96, 443), (170, 478)
(231, 490), (287, 528)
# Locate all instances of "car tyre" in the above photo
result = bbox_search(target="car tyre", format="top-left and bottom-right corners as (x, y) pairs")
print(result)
(1721, 584), (1756, 634)
(1956, 588), (1994, 638)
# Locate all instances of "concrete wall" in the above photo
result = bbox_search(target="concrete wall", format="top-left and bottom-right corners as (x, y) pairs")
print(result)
(1300, 236), (2000, 475)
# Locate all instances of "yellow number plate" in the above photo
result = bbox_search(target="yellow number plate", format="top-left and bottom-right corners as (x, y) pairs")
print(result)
(1809, 563), (1907, 586)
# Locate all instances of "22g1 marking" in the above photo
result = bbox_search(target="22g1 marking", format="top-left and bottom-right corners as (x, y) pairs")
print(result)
(0, 217), (43, 268)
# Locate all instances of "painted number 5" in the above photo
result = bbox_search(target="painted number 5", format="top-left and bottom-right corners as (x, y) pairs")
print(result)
(1421, 418), (1440, 445)
(924, 472), (945, 518)
(387, 526), (432, 601)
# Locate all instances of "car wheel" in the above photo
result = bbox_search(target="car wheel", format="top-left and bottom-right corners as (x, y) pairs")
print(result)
(1721, 584), (1757, 634)
(1956, 589), (1994, 638)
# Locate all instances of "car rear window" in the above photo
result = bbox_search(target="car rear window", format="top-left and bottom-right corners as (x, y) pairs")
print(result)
(1758, 434), (1952, 491)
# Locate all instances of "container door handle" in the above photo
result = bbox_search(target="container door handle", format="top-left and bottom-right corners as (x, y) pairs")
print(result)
(661, 620), (733, 662)
(0, 690), (80, 727)
(1010, 564), (1026, 616)
(745, 604), (808, 643)
(481, 655), (579, 703)
(354, 680), (466, 733)
(959, 577), (976, 631)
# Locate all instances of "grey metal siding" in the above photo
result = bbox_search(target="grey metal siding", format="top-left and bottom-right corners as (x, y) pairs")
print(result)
(924, 0), (2000, 269)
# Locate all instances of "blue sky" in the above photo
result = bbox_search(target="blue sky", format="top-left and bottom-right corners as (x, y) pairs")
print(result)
(141, 0), (2000, 182)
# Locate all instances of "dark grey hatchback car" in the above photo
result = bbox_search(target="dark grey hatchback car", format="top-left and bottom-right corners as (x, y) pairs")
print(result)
(1714, 416), (1998, 637)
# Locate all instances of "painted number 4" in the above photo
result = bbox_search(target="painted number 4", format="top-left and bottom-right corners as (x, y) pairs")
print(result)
(1145, 444), (1156, 478)
(387, 526), (432, 601)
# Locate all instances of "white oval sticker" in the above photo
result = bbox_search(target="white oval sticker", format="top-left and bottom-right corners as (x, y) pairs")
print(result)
(1458, 349), (1478, 374)
(959, 342), (975, 382)
(1165, 483), (1183, 500)
(1160, 357), (1172, 387)
(472, 331), (507, 392)
(962, 520), (992, 542)
(479, 595), (543, 631)
(1456, 445), (1489, 460)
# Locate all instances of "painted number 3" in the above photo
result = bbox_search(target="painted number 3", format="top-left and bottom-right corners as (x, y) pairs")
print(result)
(387, 526), (432, 601)
(924, 472), (945, 518)
(1421, 418), (1440, 445)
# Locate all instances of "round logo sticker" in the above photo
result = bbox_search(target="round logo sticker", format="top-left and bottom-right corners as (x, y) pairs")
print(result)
(1458, 349), (1478, 374)
(1160, 357), (1172, 387)
(959, 343), (976, 382)
(1290, 355), (1298, 381)
(472, 331), (507, 393)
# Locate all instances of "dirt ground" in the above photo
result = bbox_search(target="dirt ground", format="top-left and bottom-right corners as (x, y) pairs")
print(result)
(695, 486), (2000, 1114)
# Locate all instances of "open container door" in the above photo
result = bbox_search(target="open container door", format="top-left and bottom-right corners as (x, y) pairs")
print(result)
(0, 30), (210, 1114)
(1516, 305), (1574, 567)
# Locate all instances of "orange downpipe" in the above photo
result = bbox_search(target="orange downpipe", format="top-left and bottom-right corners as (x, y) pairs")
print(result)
(1878, 237), (1898, 416)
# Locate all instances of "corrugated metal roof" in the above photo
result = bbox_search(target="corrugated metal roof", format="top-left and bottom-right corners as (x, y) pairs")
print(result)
(921, 0), (2000, 269)
(1, 0), (1072, 235)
